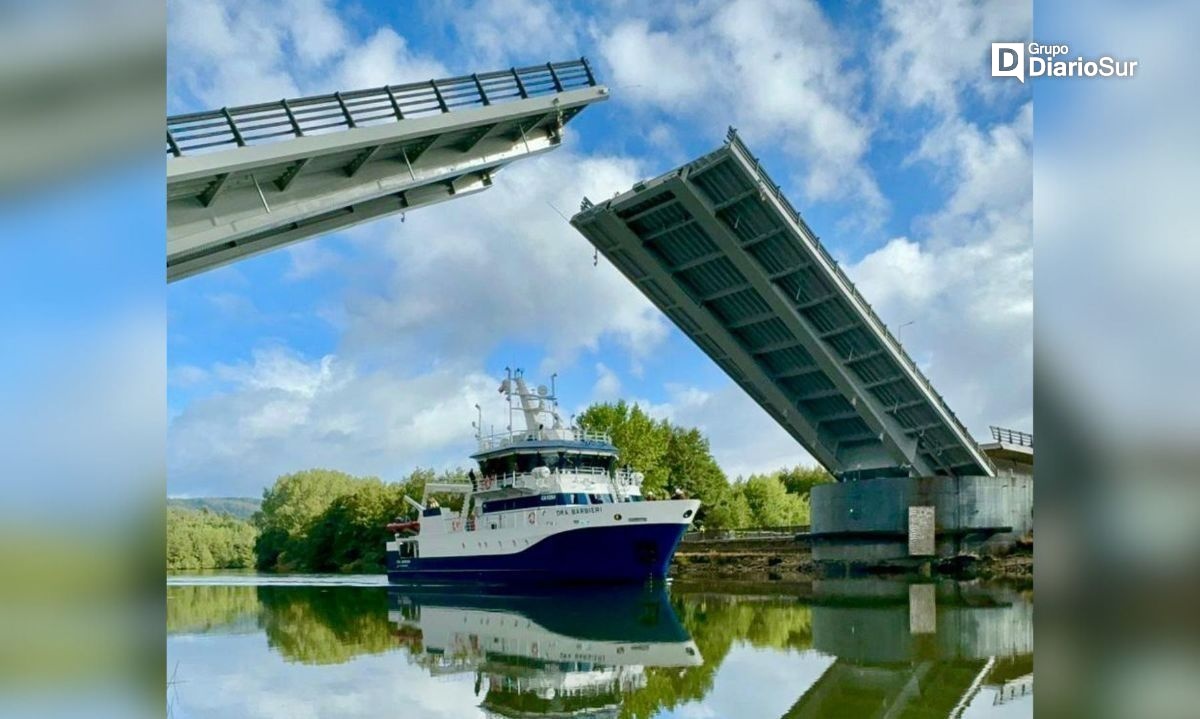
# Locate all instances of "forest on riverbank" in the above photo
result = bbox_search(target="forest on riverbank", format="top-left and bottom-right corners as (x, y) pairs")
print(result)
(167, 399), (831, 572)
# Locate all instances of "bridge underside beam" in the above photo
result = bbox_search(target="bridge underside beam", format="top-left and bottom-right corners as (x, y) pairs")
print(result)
(168, 63), (607, 282)
(571, 130), (993, 479)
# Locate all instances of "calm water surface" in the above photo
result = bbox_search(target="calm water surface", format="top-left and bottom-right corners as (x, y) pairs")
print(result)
(166, 575), (1032, 718)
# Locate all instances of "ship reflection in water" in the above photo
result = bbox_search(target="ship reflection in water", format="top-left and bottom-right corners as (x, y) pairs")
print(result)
(164, 577), (1032, 718)
(389, 588), (701, 718)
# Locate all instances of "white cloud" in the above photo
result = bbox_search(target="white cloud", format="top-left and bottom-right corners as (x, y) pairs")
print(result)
(440, 0), (583, 68)
(287, 0), (348, 68)
(873, 0), (1031, 115)
(170, 364), (210, 388)
(597, 0), (883, 209)
(332, 27), (448, 91)
(169, 347), (506, 495)
(591, 362), (623, 401)
(848, 102), (1032, 434)
(169, 634), (487, 719)
(167, 0), (449, 110)
(333, 149), (668, 373)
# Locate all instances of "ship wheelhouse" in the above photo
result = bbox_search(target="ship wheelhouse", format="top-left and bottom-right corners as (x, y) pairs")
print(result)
(471, 429), (646, 520)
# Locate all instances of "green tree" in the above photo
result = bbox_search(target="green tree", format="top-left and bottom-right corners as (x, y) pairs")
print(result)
(254, 469), (360, 571)
(577, 401), (756, 528)
(737, 473), (810, 527)
(777, 464), (834, 498)
(250, 466), (471, 573)
(702, 486), (752, 530)
(578, 401), (671, 496)
(167, 506), (257, 570)
(662, 426), (729, 526)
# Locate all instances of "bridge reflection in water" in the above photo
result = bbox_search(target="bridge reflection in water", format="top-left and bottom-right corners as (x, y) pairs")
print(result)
(788, 579), (1033, 718)
(165, 578), (1031, 718)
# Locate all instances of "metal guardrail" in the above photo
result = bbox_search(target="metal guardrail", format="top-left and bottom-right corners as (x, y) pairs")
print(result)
(471, 466), (640, 493)
(476, 427), (612, 452)
(681, 526), (810, 543)
(722, 128), (995, 475)
(990, 426), (1033, 448)
(166, 58), (597, 156)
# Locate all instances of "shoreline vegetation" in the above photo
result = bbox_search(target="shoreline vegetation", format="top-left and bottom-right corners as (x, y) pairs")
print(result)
(167, 400), (833, 573)
(167, 398), (1032, 582)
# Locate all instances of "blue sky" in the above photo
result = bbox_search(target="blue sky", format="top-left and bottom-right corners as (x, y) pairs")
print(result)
(167, 0), (1032, 497)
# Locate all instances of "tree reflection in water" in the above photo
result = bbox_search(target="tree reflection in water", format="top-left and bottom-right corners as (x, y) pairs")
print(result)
(166, 578), (1031, 718)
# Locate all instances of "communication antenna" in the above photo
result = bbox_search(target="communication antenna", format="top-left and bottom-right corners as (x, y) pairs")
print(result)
(505, 366), (514, 432)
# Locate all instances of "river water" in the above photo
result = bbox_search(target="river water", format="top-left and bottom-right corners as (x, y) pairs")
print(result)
(166, 575), (1032, 718)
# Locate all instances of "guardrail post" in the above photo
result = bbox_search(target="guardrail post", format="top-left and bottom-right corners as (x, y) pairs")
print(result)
(472, 73), (490, 105)
(166, 130), (182, 157)
(221, 107), (246, 147)
(280, 98), (304, 137)
(546, 62), (564, 92)
(581, 57), (596, 86)
(384, 86), (405, 120)
(431, 80), (449, 112)
(334, 91), (356, 128)
(511, 68), (528, 98)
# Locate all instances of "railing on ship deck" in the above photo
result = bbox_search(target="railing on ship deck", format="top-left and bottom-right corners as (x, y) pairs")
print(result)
(167, 58), (598, 156)
(471, 466), (639, 494)
(476, 426), (612, 452)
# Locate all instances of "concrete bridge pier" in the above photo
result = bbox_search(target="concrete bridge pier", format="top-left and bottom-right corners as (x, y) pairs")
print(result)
(810, 474), (1033, 567)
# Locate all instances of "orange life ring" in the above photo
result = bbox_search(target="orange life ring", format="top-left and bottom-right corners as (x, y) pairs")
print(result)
(527, 511), (536, 525)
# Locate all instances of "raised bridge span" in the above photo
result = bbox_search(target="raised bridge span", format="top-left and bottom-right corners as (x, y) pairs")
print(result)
(167, 59), (607, 282)
(571, 129), (995, 480)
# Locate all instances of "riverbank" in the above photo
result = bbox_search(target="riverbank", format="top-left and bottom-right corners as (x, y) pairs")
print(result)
(669, 536), (1033, 586)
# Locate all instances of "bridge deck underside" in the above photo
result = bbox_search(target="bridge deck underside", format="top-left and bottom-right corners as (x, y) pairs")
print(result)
(167, 60), (605, 281)
(571, 134), (992, 479)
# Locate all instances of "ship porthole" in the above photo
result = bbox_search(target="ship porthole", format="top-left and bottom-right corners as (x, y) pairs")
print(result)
(614, 514), (623, 521)
(683, 509), (694, 518)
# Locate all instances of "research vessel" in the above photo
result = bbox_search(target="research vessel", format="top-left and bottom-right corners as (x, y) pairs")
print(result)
(385, 370), (700, 584)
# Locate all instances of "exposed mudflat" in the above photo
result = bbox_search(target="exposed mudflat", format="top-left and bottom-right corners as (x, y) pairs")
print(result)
(670, 537), (1033, 587)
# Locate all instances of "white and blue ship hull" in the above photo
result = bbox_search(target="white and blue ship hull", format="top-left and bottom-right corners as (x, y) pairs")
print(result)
(386, 498), (699, 586)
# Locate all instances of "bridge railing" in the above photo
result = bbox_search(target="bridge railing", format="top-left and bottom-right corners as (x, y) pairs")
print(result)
(723, 128), (994, 474)
(990, 426), (1033, 448)
(167, 58), (598, 156)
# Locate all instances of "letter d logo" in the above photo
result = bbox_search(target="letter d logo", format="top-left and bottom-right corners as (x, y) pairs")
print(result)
(991, 42), (1025, 82)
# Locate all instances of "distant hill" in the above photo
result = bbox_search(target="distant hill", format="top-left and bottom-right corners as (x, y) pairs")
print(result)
(168, 497), (261, 521)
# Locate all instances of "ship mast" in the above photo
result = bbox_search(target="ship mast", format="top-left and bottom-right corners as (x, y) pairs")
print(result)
(499, 368), (563, 439)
